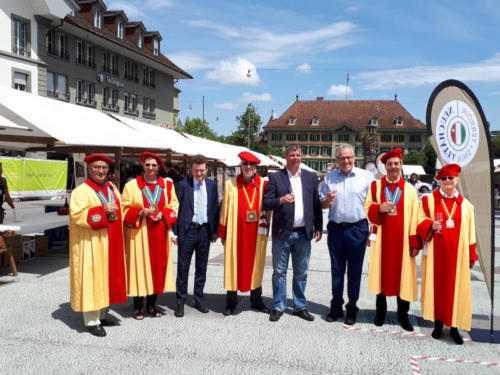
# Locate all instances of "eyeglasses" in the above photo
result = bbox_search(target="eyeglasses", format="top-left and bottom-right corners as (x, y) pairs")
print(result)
(242, 162), (257, 166)
(144, 163), (158, 168)
(440, 176), (455, 181)
(91, 165), (109, 171)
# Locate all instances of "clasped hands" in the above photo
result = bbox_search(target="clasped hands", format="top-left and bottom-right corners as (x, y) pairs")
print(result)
(139, 207), (162, 221)
(379, 201), (396, 213)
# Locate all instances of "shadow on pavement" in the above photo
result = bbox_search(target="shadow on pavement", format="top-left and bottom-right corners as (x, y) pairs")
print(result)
(52, 302), (85, 333)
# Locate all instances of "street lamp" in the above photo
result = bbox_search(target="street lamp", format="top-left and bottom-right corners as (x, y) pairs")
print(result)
(247, 69), (252, 148)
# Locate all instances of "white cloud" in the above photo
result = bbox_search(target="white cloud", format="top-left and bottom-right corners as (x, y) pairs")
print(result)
(108, 1), (145, 18)
(296, 63), (312, 73)
(357, 53), (500, 89)
(168, 52), (212, 70)
(205, 57), (260, 86)
(238, 92), (272, 103)
(327, 84), (353, 98)
(214, 103), (239, 110)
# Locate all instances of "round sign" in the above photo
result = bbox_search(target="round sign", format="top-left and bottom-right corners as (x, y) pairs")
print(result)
(435, 100), (479, 167)
(375, 152), (386, 175)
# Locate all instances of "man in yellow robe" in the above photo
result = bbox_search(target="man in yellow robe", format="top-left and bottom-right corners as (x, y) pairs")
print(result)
(218, 151), (271, 315)
(69, 154), (127, 337)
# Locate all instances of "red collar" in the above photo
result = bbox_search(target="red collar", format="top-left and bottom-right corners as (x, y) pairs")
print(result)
(381, 176), (405, 190)
(237, 173), (261, 188)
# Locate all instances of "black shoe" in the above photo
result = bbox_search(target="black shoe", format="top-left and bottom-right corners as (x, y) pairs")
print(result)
(450, 327), (464, 345)
(99, 318), (116, 327)
(269, 309), (283, 322)
(87, 325), (106, 337)
(223, 306), (235, 316)
(294, 309), (314, 322)
(398, 315), (414, 332)
(251, 302), (270, 314)
(326, 309), (344, 322)
(344, 311), (357, 326)
(194, 301), (209, 313)
(174, 304), (184, 318)
(373, 313), (386, 326)
(431, 320), (443, 339)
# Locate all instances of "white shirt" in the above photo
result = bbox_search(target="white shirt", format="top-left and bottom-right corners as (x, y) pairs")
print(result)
(193, 178), (208, 224)
(287, 168), (305, 227)
(439, 188), (458, 199)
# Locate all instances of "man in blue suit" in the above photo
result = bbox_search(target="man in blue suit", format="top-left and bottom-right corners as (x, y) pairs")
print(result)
(172, 155), (220, 317)
(263, 145), (323, 322)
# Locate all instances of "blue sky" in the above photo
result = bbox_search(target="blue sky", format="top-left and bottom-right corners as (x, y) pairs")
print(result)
(109, 0), (500, 135)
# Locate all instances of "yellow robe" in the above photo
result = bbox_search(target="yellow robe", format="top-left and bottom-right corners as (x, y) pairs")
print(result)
(365, 179), (420, 301)
(69, 182), (124, 312)
(219, 176), (271, 291)
(418, 193), (476, 330)
(122, 177), (179, 296)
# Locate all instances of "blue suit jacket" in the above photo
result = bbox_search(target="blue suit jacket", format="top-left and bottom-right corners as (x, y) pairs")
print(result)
(172, 177), (220, 243)
(263, 168), (322, 240)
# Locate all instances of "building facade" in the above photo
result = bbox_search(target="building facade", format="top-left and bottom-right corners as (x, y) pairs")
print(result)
(1, 0), (191, 129)
(262, 97), (427, 172)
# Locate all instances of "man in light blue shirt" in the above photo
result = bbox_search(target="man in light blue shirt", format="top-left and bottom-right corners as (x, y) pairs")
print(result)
(320, 144), (374, 325)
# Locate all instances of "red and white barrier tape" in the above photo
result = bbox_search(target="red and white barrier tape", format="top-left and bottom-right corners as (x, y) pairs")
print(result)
(342, 324), (472, 342)
(410, 355), (500, 373)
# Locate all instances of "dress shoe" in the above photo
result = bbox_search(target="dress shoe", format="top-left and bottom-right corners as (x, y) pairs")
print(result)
(450, 327), (464, 345)
(223, 306), (235, 316)
(87, 325), (106, 337)
(344, 311), (357, 326)
(194, 301), (209, 313)
(251, 302), (270, 314)
(174, 304), (184, 318)
(99, 318), (116, 327)
(398, 315), (414, 332)
(294, 309), (314, 322)
(326, 309), (344, 322)
(269, 309), (283, 322)
(431, 320), (443, 339)
(373, 313), (386, 327)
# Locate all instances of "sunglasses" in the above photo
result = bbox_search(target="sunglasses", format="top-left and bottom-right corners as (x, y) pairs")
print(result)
(440, 176), (455, 181)
(144, 163), (158, 168)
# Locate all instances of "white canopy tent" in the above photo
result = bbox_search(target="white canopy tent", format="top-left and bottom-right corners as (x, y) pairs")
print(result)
(402, 165), (427, 176)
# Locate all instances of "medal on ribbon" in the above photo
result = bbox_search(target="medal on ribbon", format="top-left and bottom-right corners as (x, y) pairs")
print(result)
(384, 184), (401, 216)
(95, 186), (117, 222)
(440, 199), (457, 229)
(243, 184), (258, 223)
(142, 184), (162, 216)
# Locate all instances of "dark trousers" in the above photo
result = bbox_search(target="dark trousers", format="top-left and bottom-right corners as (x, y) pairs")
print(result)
(133, 294), (157, 311)
(376, 293), (410, 317)
(226, 287), (263, 308)
(176, 225), (210, 306)
(327, 220), (368, 313)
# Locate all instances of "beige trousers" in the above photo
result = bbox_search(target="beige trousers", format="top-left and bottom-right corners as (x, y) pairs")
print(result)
(83, 308), (107, 327)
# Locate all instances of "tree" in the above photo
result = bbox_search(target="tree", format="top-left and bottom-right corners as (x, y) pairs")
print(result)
(422, 139), (437, 175)
(178, 116), (222, 141)
(491, 134), (500, 158)
(231, 103), (262, 148)
(403, 149), (426, 167)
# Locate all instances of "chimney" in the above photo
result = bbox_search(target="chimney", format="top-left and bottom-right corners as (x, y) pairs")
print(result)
(316, 97), (324, 101)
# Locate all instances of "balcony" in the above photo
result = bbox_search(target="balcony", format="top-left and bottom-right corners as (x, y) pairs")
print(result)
(142, 111), (156, 120)
(13, 46), (30, 57)
(101, 102), (120, 113)
(47, 90), (70, 102)
(76, 97), (97, 108)
(47, 47), (68, 61)
(75, 57), (96, 69)
(124, 107), (139, 116)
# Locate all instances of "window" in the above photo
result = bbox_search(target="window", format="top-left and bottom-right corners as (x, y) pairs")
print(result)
(370, 117), (378, 126)
(321, 134), (332, 142)
(153, 38), (159, 55)
(410, 135), (421, 143)
(59, 34), (66, 59)
(76, 80), (84, 102)
(298, 133), (308, 141)
(338, 134), (349, 142)
(286, 134), (296, 141)
(393, 135), (404, 142)
(143, 97), (156, 119)
(125, 60), (138, 82)
(143, 68), (147, 85)
(312, 117), (319, 126)
(124, 92), (129, 111)
(117, 20), (124, 39)
(380, 147), (391, 153)
(12, 16), (29, 57)
(87, 83), (95, 102)
(131, 94), (137, 111)
(321, 147), (331, 156)
(310, 147), (319, 156)
(93, 7), (102, 28)
(149, 70), (155, 87)
(76, 41), (83, 64)
(288, 117), (296, 125)
(271, 133), (282, 141)
(381, 135), (392, 142)
(149, 99), (155, 112)
(395, 117), (403, 126)
(136, 31), (143, 48)
(87, 45), (95, 68)
(310, 134), (320, 142)
(13, 72), (28, 91)
(111, 55), (118, 75)
(46, 31), (53, 55)
(47, 72), (68, 101)
(111, 89), (118, 107)
(355, 147), (364, 156)
(300, 146), (307, 155)
(355, 134), (361, 142)
(102, 87), (109, 106)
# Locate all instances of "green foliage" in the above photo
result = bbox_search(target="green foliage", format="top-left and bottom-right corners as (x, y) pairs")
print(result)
(253, 144), (285, 158)
(403, 149), (426, 168)
(178, 116), (222, 141)
(230, 104), (262, 148)
(422, 139), (437, 175)
(491, 135), (500, 158)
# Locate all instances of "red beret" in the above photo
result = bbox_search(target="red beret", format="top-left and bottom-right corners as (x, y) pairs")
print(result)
(84, 154), (113, 165)
(238, 151), (260, 164)
(381, 148), (404, 164)
(140, 152), (163, 170)
(436, 164), (461, 180)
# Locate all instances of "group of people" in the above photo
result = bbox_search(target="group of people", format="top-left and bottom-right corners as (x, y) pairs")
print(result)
(69, 144), (477, 346)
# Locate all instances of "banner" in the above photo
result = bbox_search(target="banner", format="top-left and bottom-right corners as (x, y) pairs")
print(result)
(0, 157), (67, 199)
(426, 80), (494, 299)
